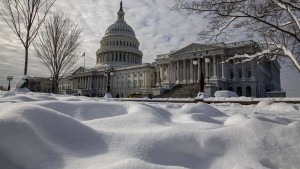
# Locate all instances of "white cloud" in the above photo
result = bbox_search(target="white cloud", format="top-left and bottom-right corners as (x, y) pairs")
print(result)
(0, 0), (299, 96)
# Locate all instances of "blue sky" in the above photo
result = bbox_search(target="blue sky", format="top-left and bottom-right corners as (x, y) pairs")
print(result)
(0, 0), (299, 96)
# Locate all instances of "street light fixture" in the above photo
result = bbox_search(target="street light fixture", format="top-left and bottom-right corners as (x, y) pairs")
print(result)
(193, 53), (204, 93)
(205, 54), (211, 84)
(104, 68), (114, 94)
(7, 76), (13, 91)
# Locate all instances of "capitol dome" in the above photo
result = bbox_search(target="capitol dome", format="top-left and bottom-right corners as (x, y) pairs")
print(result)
(96, 1), (143, 68)
(104, 18), (136, 38)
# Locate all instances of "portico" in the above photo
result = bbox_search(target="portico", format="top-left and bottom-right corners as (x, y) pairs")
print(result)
(155, 41), (281, 97)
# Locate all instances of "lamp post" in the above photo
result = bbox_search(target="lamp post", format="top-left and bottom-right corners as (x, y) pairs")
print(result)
(205, 53), (211, 84)
(104, 68), (114, 94)
(193, 53), (204, 92)
(7, 76), (13, 91)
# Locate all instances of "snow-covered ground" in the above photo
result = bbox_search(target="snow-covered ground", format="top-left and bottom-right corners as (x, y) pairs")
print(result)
(0, 90), (300, 169)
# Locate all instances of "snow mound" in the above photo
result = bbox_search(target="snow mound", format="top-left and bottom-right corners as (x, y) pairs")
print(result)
(101, 158), (188, 169)
(194, 92), (207, 99)
(0, 92), (300, 169)
(14, 76), (29, 89)
(0, 104), (106, 169)
(224, 114), (249, 126)
(265, 102), (299, 112)
(179, 103), (226, 117)
(0, 91), (16, 97)
(232, 165), (254, 169)
(214, 90), (239, 97)
(12, 87), (31, 93)
(256, 100), (274, 109)
(34, 101), (127, 121)
(104, 93), (113, 99)
(173, 103), (226, 124)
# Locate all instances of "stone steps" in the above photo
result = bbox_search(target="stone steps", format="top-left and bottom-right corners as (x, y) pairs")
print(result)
(157, 84), (201, 98)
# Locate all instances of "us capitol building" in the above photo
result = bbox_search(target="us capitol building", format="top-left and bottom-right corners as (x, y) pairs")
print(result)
(59, 2), (282, 98)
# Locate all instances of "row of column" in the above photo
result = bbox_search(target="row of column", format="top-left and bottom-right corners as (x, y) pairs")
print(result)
(97, 52), (142, 64)
(157, 58), (218, 84)
(157, 56), (257, 85)
(72, 75), (107, 90)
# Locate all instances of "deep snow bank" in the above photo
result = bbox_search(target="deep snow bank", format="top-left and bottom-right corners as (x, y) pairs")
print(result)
(0, 91), (300, 169)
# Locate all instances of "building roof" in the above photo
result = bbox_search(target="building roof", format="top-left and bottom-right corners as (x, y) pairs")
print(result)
(104, 2), (136, 38)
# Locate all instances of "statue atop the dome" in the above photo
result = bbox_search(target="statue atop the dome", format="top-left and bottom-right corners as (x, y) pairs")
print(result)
(120, 1), (123, 11)
(118, 0), (125, 20)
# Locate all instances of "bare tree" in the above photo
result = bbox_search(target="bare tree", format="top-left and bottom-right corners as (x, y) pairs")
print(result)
(173, 0), (300, 72)
(34, 12), (82, 93)
(0, 0), (57, 76)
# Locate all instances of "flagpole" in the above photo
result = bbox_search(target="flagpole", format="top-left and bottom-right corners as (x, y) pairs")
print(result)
(82, 52), (86, 68)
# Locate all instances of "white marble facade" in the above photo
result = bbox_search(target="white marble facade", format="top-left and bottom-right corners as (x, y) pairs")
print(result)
(59, 2), (281, 98)
(155, 41), (282, 97)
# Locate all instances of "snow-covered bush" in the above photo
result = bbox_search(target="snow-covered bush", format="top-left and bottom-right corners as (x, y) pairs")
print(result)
(214, 90), (239, 97)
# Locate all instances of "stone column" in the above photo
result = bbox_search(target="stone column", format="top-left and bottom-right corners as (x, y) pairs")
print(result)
(171, 62), (174, 83)
(87, 77), (89, 89)
(82, 77), (84, 89)
(86, 77), (88, 89)
(213, 56), (217, 78)
(76, 78), (78, 89)
(221, 56), (226, 79)
(242, 62), (246, 79)
(205, 62), (208, 80)
(99, 76), (102, 89)
(86, 77), (89, 89)
(99, 76), (102, 90)
(160, 65), (163, 82)
(89, 76), (92, 89)
(80, 77), (82, 89)
(190, 59), (193, 83)
(73, 79), (75, 90)
(176, 61), (180, 83)
(251, 59), (256, 79)
(143, 71), (146, 88)
(79, 78), (81, 89)
(156, 65), (160, 86)
(96, 76), (99, 89)
(233, 60), (237, 80)
(166, 65), (170, 83)
(183, 60), (186, 83)
(198, 58), (201, 82)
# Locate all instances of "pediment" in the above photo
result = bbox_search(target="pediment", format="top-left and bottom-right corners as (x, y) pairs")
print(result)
(171, 43), (223, 56)
(72, 67), (88, 75)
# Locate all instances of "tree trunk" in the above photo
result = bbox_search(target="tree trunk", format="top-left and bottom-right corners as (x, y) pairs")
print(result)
(24, 46), (29, 75)
(54, 75), (59, 94)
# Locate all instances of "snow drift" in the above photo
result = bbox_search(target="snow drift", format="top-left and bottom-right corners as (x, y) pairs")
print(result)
(0, 91), (300, 169)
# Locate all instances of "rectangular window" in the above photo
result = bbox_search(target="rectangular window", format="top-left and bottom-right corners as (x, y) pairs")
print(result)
(133, 80), (137, 87)
(248, 71), (252, 78)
